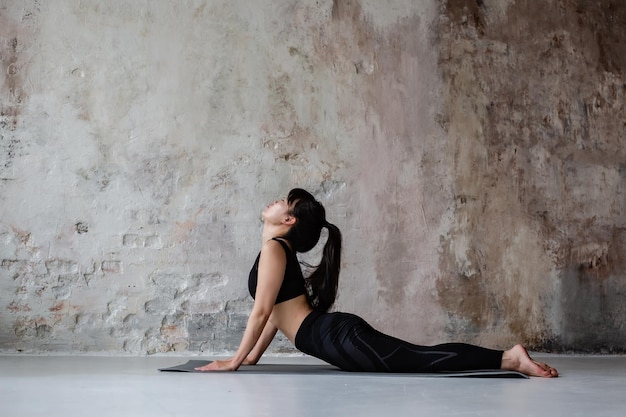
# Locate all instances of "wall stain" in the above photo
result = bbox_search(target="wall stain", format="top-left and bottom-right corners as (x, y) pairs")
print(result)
(1, 15), (30, 176)
(437, 0), (626, 352)
(368, 15), (444, 333)
(308, 0), (448, 339)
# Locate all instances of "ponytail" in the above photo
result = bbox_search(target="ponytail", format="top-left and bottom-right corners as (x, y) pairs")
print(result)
(306, 221), (341, 312)
(281, 188), (343, 312)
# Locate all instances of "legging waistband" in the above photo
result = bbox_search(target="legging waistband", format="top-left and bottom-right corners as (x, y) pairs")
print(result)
(294, 310), (323, 350)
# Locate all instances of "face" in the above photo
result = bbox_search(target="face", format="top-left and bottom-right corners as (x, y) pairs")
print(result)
(261, 197), (294, 225)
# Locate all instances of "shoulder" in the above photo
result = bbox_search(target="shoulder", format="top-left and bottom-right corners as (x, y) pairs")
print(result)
(260, 239), (288, 261)
(270, 237), (293, 251)
(258, 239), (289, 277)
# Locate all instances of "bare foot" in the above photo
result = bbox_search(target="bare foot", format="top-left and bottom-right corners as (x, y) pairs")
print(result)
(501, 344), (558, 378)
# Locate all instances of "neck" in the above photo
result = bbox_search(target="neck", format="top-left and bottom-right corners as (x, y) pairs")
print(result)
(262, 222), (291, 243)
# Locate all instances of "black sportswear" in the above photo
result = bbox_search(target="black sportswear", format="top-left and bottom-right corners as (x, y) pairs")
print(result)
(248, 238), (307, 304)
(294, 310), (503, 372)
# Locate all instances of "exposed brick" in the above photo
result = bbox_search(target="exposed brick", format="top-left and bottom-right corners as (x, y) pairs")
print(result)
(45, 260), (79, 275)
(2, 259), (47, 275)
(52, 275), (79, 300)
(1, 259), (18, 269)
(35, 324), (52, 338)
(160, 324), (185, 338)
(191, 272), (228, 288)
(7, 301), (31, 313)
(122, 314), (139, 327)
(180, 300), (224, 314)
(49, 302), (65, 312)
(14, 319), (52, 339)
(73, 313), (100, 328)
(144, 296), (176, 314)
(101, 260), (122, 274)
(122, 234), (161, 248)
(227, 313), (248, 330)
(187, 313), (227, 351)
(149, 273), (180, 288)
(122, 234), (143, 248)
(144, 235), (162, 248)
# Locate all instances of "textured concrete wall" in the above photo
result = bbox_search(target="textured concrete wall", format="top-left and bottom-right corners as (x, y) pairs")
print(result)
(437, 0), (626, 353)
(1, 0), (624, 355)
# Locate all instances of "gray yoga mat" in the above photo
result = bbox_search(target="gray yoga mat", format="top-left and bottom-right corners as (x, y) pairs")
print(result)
(158, 360), (528, 378)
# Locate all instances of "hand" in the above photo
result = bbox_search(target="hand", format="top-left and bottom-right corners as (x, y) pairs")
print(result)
(194, 359), (239, 372)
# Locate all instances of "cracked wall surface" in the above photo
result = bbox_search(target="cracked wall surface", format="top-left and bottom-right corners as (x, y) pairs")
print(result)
(1, 0), (624, 355)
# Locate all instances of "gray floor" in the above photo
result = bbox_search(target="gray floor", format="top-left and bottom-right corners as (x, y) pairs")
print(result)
(1, 354), (624, 417)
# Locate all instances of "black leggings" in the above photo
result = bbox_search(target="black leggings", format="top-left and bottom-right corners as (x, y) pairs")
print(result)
(294, 311), (503, 372)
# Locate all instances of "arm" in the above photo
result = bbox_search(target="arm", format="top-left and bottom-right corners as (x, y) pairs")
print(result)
(243, 320), (278, 365)
(196, 240), (285, 371)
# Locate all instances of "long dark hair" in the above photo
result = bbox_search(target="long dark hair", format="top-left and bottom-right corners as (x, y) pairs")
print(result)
(282, 188), (342, 312)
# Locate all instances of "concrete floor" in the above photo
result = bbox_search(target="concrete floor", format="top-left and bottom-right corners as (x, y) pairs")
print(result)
(1, 354), (624, 417)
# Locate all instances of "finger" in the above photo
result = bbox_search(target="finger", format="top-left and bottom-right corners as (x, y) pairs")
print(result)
(193, 361), (215, 371)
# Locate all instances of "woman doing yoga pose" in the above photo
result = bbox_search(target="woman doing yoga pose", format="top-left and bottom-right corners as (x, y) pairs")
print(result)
(195, 188), (558, 377)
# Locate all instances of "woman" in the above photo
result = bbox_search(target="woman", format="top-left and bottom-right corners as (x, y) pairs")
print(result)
(196, 188), (558, 377)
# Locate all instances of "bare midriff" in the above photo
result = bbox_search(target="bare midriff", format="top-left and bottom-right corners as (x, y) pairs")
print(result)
(269, 294), (313, 343)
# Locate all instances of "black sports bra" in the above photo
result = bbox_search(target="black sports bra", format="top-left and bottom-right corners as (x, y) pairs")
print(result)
(248, 238), (307, 304)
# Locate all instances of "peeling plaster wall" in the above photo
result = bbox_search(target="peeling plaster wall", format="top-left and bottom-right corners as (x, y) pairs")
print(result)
(1, 0), (624, 355)
(437, 0), (626, 353)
